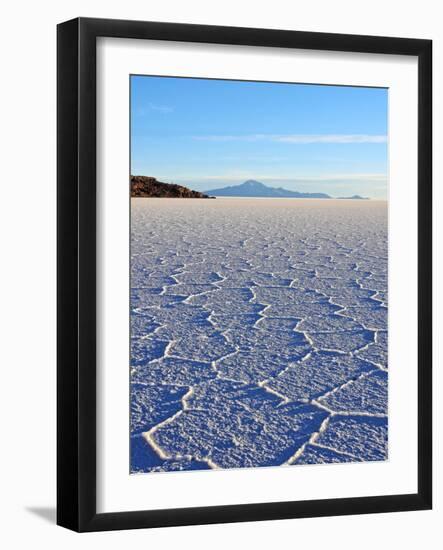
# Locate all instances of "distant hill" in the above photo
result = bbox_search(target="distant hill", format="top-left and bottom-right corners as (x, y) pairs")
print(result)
(337, 194), (369, 200)
(204, 179), (331, 198)
(131, 176), (212, 198)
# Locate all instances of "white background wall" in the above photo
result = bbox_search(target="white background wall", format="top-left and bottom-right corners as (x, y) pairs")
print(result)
(0, 0), (440, 547)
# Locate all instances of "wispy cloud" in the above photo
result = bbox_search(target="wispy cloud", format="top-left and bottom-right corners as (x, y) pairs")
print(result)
(193, 134), (387, 144)
(275, 134), (387, 144)
(149, 103), (174, 113)
(137, 103), (174, 115)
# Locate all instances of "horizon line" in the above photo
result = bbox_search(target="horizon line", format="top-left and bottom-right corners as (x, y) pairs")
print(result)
(130, 175), (386, 200)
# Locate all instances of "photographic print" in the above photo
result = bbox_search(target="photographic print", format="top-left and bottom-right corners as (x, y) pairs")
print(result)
(130, 75), (388, 474)
(57, 18), (432, 531)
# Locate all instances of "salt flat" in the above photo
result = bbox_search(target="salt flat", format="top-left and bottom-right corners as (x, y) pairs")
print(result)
(130, 198), (388, 473)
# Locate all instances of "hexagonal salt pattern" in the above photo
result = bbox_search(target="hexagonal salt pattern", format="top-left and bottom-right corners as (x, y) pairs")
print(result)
(130, 199), (388, 473)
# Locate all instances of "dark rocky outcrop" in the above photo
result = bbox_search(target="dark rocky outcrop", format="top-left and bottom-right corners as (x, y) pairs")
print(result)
(131, 176), (211, 198)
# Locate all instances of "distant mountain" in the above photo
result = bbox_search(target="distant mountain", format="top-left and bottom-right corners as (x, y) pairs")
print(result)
(204, 179), (331, 198)
(337, 195), (369, 200)
(131, 176), (212, 198)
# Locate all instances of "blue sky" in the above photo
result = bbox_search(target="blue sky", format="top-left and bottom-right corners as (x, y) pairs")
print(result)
(131, 76), (388, 198)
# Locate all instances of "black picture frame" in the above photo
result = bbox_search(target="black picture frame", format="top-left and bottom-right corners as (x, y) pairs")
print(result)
(57, 17), (432, 532)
